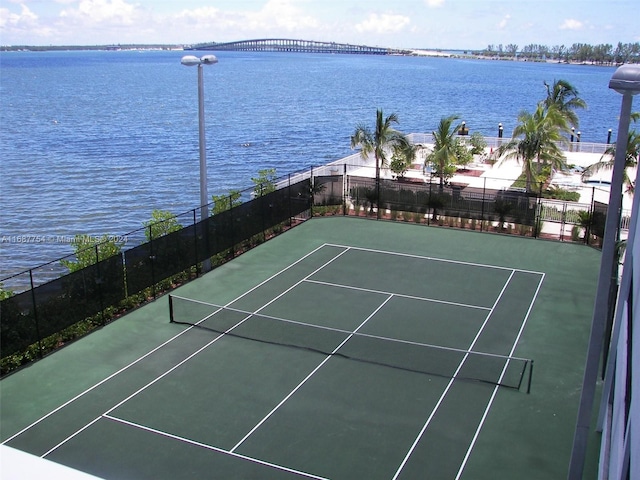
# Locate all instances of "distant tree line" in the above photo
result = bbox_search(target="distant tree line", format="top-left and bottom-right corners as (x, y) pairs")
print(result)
(0, 44), (182, 52)
(478, 42), (640, 65)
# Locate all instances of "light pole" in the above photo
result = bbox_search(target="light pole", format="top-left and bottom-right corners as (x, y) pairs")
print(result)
(567, 63), (640, 480)
(181, 54), (217, 272)
(181, 54), (218, 222)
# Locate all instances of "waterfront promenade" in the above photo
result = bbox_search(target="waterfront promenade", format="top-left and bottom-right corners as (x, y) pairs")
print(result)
(328, 135), (634, 239)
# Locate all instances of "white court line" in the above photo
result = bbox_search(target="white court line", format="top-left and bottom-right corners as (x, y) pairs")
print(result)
(324, 243), (546, 276)
(2, 325), (206, 446)
(229, 294), (395, 453)
(39, 315), (253, 458)
(2, 243), (339, 446)
(454, 272), (545, 480)
(41, 417), (102, 458)
(391, 269), (517, 480)
(102, 414), (329, 480)
(5, 241), (543, 478)
(40, 245), (352, 458)
(172, 297), (529, 362)
(304, 278), (492, 311)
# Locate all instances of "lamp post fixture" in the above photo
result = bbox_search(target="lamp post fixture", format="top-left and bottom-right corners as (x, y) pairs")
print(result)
(181, 54), (217, 273)
(181, 54), (218, 225)
(568, 63), (640, 480)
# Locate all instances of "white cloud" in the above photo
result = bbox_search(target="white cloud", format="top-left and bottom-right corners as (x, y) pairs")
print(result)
(560, 18), (584, 30)
(59, 0), (144, 27)
(498, 14), (510, 29)
(425, 0), (445, 7)
(250, 0), (320, 32)
(0, 4), (60, 41)
(172, 0), (320, 40)
(0, 4), (38, 28)
(355, 13), (410, 34)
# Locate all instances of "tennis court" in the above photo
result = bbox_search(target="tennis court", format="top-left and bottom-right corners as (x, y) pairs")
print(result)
(0, 218), (601, 479)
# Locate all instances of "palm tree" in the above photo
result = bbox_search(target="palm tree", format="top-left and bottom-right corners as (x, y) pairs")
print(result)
(582, 114), (639, 194)
(494, 104), (569, 192)
(351, 109), (408, 181)
(351, 109), (409, 210)
(542, 79), (587, 129)
(426, 115), (462, 189)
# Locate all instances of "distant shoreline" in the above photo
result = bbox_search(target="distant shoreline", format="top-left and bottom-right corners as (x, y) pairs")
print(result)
(0, 44), (184, 52)
(0, 44), (628, 67)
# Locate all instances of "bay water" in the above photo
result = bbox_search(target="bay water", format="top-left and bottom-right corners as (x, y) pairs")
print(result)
(0, 50), (621, 288)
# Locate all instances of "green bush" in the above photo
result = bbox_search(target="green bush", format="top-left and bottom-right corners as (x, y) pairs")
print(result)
(544, 186), (580, 202)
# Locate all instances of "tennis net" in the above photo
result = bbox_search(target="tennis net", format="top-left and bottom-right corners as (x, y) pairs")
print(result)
(168, 294), (534, 392)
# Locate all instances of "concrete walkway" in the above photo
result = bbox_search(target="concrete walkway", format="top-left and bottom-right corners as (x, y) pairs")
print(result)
(346, 145), (635, 213)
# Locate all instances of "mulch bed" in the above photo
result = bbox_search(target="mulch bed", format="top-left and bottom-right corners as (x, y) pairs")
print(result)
(456, 169), (484, 177)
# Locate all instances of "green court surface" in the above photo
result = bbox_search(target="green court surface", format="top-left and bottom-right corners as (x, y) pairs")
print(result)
(0, 218), (602, 479)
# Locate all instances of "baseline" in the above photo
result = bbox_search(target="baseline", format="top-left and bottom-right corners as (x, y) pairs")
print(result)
(38, 245), (352, 459)
(1, 244), (347, 452)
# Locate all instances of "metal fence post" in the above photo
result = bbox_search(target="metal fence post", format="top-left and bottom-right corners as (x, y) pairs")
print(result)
(260, 183), (266, 242)
(343, 164), (347, 216)
(230, 198), (236, 259)
(480, 177), (487, 231)
(28, 270), (43, 358)
(560, 202), (567, 242)
(287, 173), (293, 224)
(376, 175), (381, 220)
(148, 225), (156, 298)
(534, 182), (543, 238)
(95, 244), (106, 325)
(309, 169), (314, 217)
(192, 208), (200, 276)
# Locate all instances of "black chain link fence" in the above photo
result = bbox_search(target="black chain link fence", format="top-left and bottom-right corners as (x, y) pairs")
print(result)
(1, 163), (622, 375)
(1, 176), (311, 373)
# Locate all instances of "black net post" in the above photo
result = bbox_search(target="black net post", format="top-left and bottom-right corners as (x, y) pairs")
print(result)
(527, 360), (534, 394)
(168, 294), (174, 323)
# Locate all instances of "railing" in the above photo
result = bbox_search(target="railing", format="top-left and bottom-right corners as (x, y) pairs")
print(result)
(333, 165), (628, 241)
(407, 133), (611, 155)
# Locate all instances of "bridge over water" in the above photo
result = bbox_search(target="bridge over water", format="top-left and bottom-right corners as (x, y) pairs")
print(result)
(188, 39), (410, 55)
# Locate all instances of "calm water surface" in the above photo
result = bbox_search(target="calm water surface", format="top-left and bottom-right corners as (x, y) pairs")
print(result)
(0, 50), (620, 288)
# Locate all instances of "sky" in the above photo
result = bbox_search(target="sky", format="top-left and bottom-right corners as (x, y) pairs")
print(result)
(1, 0), (638, 49)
